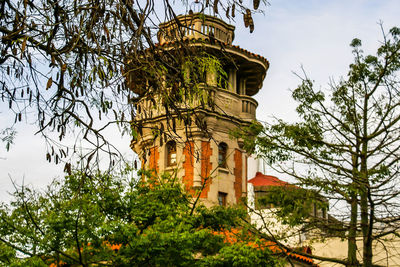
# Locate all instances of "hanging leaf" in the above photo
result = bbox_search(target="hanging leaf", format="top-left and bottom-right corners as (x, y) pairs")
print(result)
(87, 151), (95, 166)
(249, 17), (255, 33)
(232, 3), (235, 17)
(103, 24), (110, 40)
(226, 6), (230, 19)
(46, 77), (53, 90)
(213, 0), (219, 14)
(243, 13), (249, 28)
(64, 162), (72, 175)
(253, 0), (260, 10)
(21, 38), (27, 54)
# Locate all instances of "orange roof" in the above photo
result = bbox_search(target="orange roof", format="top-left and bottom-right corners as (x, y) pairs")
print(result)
(248, 172), (290, 187)
(213, 229), (318, 266)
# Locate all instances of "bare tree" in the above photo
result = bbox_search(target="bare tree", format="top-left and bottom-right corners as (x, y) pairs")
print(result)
(0, 0), (267, 168)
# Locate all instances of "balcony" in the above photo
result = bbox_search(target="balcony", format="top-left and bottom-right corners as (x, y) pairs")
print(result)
(134, 87), (258, 123)
(158, 13), (235, 45)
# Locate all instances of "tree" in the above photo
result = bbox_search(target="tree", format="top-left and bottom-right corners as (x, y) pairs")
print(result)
(0, 0), (267, 167)
(0, 166), (280, 266)
(238, 26), (400, 266)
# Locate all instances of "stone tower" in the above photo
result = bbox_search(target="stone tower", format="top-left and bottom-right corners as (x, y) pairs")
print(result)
(129, 13), (269, 207)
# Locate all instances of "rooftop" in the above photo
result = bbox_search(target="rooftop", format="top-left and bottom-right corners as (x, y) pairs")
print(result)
(248, 172), (291, 187)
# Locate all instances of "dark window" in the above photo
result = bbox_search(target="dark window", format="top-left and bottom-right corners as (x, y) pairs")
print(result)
(166, 141), (177, 166)
(218, 142), (228, 168)
(218, 192), (227, 206)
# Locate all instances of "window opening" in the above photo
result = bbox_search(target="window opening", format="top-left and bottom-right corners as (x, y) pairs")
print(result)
(166, 141), (177, 166)
(218, 142), (228, 168)
(218, 192), (227, 206)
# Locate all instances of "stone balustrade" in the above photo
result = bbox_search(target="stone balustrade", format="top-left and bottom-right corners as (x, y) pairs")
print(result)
(134, 86), (257, 122)
(158, 14), (235, 45)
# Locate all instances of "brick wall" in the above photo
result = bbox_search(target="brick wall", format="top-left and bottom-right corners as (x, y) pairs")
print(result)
(234, 149), (243, 203)
(183, 141), (195, 195)
(200, 141), (212, 198)
(149, 146), (159, 172)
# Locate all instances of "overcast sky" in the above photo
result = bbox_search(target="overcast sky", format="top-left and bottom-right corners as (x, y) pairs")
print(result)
(1, 0), (399, 201)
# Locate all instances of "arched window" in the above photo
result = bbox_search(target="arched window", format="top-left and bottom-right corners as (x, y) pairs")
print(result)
(218, 142), (228, 168)
(166, 140), (177, 166)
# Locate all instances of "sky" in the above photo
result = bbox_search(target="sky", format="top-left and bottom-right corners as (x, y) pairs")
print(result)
(1, 0), (400, 201)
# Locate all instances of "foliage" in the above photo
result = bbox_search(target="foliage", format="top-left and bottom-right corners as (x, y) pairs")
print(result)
(0, 167), (279, 266)
(201, 243), (278, 267)
(256, 186), (327, 226)
(0, 0), (267, 167)
(236, 26), (400, 266)
(0, 127), (16, 151)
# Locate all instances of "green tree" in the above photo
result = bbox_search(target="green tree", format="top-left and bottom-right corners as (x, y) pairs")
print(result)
(238, 26), (400, 266)
(0, 167), (279, 266)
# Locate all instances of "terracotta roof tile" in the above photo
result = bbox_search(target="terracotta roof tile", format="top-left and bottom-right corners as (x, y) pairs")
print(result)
(248, 172), (290, 187)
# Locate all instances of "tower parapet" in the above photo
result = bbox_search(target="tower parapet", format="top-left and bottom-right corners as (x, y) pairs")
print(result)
(157, 13), (235, 45)
(129, 13), (269, 207)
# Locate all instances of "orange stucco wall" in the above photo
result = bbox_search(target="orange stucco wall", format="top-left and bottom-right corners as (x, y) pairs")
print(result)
(183, 141), (195, 195)
(149, 146), (159, 172)
(234, 149), (243, 203)
(200, 141), (212, 198)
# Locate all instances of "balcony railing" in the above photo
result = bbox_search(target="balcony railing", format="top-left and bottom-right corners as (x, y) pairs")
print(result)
(134, 87), (257, 122)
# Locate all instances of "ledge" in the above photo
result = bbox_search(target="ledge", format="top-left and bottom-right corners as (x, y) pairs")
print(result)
(218, 167), (229, 174)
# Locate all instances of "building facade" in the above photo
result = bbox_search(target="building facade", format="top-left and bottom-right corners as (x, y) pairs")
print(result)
(129, 13), (269, 206)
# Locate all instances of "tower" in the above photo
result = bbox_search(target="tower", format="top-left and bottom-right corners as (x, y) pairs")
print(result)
(128, 13), (269, 207)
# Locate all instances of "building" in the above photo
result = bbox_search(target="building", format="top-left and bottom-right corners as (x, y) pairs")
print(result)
(248, 172), (329, 248)
(126, 11), (319, 267)
(129, 13), (269, 207)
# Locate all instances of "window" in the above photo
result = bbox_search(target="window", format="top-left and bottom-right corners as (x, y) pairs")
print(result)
(218, 142), (228, 168)
(166, 141), (177, 166)
(218, 192), (227, 206)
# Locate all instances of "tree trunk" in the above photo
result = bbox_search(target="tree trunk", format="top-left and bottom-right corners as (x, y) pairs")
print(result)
(348, 191), (358, 266)
(360, 142), (372, 266)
